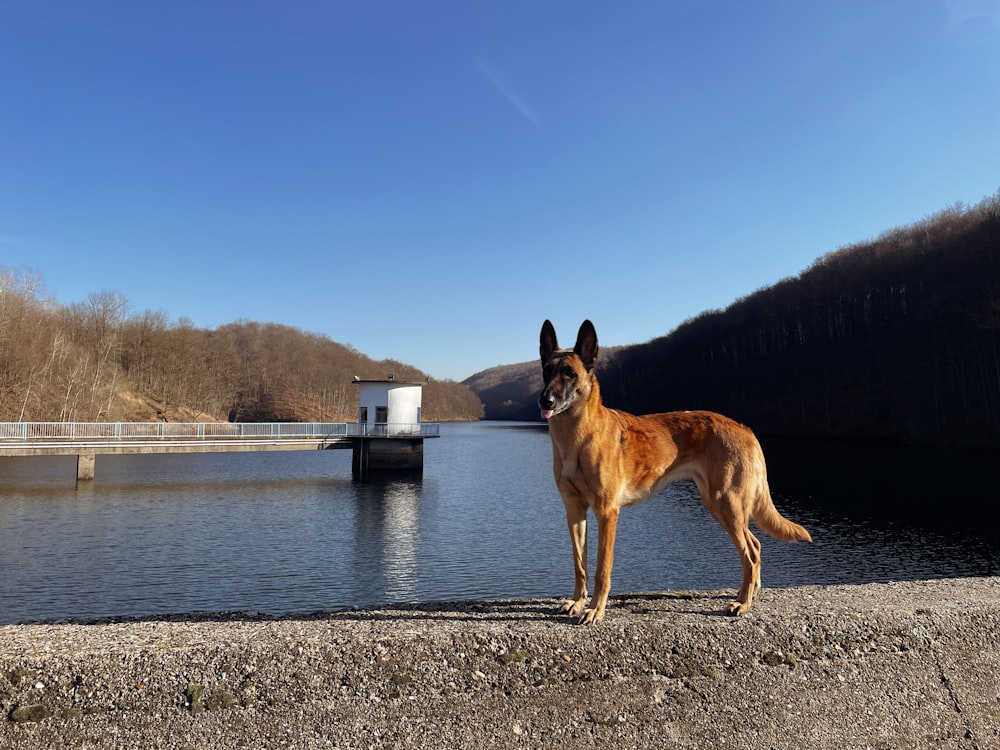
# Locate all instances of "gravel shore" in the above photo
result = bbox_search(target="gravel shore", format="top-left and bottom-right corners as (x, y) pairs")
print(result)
(2, 577), (998, 749)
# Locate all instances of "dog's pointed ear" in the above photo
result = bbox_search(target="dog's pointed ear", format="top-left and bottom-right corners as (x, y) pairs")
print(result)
(540, 320), (558, 364)
(574, 320), (599, 371)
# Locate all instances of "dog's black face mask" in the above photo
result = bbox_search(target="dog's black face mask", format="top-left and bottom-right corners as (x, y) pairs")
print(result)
(538, 319), (598, 420)
(539, 352), (582, 419)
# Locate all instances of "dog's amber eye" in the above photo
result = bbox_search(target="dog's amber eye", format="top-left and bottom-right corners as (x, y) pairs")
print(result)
(562, 365), (577, 380)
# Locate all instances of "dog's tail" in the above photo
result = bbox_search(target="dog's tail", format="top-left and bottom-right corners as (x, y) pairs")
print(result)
(753, 480), (812, 542)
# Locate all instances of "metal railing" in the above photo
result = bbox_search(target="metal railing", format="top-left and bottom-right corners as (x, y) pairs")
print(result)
(0, 422), (440, 441)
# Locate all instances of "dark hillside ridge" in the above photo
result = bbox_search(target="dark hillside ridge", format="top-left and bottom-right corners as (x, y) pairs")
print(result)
(463, 361), (542, 421)
(467, 192), (1000, 449)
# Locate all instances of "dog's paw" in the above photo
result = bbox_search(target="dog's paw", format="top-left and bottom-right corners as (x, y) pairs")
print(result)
(559, 598), (587, 618)
(578, 607), (605, 625)
(726, 600), (750, 616)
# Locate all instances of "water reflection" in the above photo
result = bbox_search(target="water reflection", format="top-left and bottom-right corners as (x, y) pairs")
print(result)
(352, 472), (423, 603)
(761, 436), (1000, 540)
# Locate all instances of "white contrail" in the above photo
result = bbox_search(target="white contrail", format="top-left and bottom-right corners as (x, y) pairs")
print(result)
(945, 0), (1000, 29)
(476, 59), (541, 129)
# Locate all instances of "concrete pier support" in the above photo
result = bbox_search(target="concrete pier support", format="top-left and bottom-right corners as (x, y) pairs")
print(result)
(351, 438), (424, 479)
(351, 439), (369, 479)
(77, 453), (96, 481)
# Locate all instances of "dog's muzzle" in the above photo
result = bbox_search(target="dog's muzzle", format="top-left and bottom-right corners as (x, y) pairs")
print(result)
(539, 393), (556, 420)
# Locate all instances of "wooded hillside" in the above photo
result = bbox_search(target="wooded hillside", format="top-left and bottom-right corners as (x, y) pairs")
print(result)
(467, 192), (1000, 449)
(0, 272), (483, 424)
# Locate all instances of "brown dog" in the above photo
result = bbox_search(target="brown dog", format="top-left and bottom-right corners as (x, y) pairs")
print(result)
(539, 319), (811, 623)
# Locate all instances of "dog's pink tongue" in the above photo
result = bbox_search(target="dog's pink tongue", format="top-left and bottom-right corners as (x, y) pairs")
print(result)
(540, 409), (554, 420)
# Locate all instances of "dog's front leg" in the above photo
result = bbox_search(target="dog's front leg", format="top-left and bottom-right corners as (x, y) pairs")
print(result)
(580, 505), (620, 624)
(559, 496), (589, 619)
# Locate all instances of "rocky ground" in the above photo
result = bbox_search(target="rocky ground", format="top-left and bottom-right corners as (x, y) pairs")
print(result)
(1, 577), (998, 749)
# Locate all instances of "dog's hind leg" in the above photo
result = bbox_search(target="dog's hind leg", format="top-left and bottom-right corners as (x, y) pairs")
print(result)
(559, 497), (589, 619)
(720, 516), (763, 616)
(699, 483), (763, 616)
(728, 524), (763, 615)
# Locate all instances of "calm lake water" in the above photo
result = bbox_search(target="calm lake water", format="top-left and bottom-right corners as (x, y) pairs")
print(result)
(1, 421), (997, 624)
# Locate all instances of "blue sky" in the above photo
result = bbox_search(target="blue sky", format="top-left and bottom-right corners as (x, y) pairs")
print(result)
(3, 1), (999, 381)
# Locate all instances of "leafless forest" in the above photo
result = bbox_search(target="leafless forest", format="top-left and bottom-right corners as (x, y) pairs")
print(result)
(0, 275), (484, 424)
